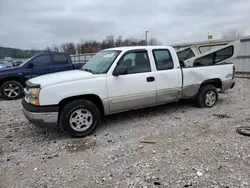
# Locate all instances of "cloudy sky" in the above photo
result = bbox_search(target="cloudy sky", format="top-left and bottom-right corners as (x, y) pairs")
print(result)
(0, 0), (250, 49)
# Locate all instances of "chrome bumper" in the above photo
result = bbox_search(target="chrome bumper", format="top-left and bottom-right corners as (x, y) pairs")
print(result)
(22, 107), (58, 128)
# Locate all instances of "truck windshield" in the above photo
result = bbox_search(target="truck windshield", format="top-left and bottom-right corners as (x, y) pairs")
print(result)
(81, 50), (121, 74)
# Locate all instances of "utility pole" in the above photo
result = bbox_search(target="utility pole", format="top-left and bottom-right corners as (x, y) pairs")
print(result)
(145, 30), (149, 45)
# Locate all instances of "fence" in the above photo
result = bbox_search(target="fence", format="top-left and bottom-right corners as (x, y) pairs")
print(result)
(235, 72), (250, 78)
(70, 53), (96, 64)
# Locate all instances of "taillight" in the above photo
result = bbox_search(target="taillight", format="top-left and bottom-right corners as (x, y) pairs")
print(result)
(232, 64), (235, 79)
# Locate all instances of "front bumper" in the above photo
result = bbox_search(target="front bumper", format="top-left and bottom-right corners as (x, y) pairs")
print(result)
(22, 99), (59, 128)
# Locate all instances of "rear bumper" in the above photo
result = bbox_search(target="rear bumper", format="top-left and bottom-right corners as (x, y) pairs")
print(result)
(221, 79), (235, 92)
(21, 99), (59, 128)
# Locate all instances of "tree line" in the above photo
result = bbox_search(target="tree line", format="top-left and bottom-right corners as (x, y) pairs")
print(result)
(44, 35), (162, 54)
(1, 29), (244, 59)
(38, 29), (247, 55)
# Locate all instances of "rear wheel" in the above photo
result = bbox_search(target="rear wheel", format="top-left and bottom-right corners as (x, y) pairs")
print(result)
(0, 80), (24, 100)
(195, 84), (218, 108)
(59, 99), (101, 138)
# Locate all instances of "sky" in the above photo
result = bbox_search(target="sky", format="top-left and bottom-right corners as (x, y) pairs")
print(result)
(0, 0), (250, 49)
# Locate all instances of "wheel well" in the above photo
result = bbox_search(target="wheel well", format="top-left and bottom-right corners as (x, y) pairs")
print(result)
(0, 77), (25, 88)
(59, 94), (105, 116)
(201, 78), (222, 89)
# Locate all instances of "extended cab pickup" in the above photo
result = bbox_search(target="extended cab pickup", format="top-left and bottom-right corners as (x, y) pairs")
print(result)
(22, 42), (239, 138)
(0, 52), (85, 100)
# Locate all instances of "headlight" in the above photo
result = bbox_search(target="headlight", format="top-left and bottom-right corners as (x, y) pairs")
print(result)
(29, 88), (41, 96)
(26, 88), (41, 106)
(29, 97), (40, 106)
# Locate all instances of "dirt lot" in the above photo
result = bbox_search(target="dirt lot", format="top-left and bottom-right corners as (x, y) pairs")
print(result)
(0, 78), (250, 188)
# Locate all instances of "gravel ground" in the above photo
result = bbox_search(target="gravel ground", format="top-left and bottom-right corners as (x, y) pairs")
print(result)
(0, 78), (250, 188)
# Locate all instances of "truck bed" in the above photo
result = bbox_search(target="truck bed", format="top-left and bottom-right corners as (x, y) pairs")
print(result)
(181, 63), (234, 98)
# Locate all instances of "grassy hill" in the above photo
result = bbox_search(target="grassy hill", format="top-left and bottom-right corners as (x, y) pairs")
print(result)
(0, 46), (41, 59)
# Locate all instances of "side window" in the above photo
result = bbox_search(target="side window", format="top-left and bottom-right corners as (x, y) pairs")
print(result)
(153, 49), (174, 70)
(193, 46), (234, 67)
(199, 44), (226, 53)
(215, 45), (233, 63)
(32, 55), (50, 67)
(53, 54), (68, 65)
(123, 53), (135, 66)
(118, 51), (151, 74)
(193, 53), (214, 66)
(177, 48), (195, 61)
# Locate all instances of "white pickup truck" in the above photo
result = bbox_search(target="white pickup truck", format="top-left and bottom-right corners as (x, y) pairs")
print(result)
(22, 41), (239, 137)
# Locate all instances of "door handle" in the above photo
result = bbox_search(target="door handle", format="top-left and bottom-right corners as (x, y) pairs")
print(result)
(146, 77), (155, 82)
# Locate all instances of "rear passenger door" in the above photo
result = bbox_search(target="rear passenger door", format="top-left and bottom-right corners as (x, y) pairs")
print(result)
(50, 53), (73, 73)
(152, 49), (182, 104)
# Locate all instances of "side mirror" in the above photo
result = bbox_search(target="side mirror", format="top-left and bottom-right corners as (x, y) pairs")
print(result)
(27, 62), (34, 68)
(113, 66), (128, 76)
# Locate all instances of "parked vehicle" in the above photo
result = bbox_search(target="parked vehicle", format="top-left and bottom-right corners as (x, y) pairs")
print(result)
(0, 61), (15, 69)
(0, 52), (85, 100)
(22, 41), (239, 138)
(0, 63), (6, 70)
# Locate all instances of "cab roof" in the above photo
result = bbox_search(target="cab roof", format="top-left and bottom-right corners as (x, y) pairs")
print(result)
(103, 45), (173, 51)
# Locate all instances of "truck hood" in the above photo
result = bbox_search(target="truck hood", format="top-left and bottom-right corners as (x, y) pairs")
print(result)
(29, 70), (99, 88)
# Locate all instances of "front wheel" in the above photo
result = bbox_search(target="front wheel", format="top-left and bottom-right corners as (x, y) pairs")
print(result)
(59, 99), (101, 138)
(0, 80), (24, 100)
(195, 85), (218, 108)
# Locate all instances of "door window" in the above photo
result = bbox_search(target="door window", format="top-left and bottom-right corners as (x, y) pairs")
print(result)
(117, 51), (151, 74)
(53, 54), (68, 65)
(32, 55), (50, 67)
(153, 49), (174, 70)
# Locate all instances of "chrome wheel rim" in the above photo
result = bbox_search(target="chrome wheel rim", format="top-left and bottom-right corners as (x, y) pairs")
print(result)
(3, 83), (20, 98)
(205, 91), (216, 107)
(69, 109), (93, 132)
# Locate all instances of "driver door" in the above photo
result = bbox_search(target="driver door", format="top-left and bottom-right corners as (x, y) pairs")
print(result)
(22, 54), (52, 79)
(107, 50), (157, 113)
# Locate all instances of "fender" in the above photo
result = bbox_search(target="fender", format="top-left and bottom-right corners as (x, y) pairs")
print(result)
(200, 78), (222, 89)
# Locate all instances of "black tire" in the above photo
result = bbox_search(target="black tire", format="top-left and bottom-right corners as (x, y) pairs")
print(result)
(0, 80), (24, 100)
(195, 84), (218, 108)
(59, 99), (101, 138)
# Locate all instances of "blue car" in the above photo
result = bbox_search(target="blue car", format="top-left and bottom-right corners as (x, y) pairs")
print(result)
(0, 52), (85, 100)
(0, 63), (7, 70)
